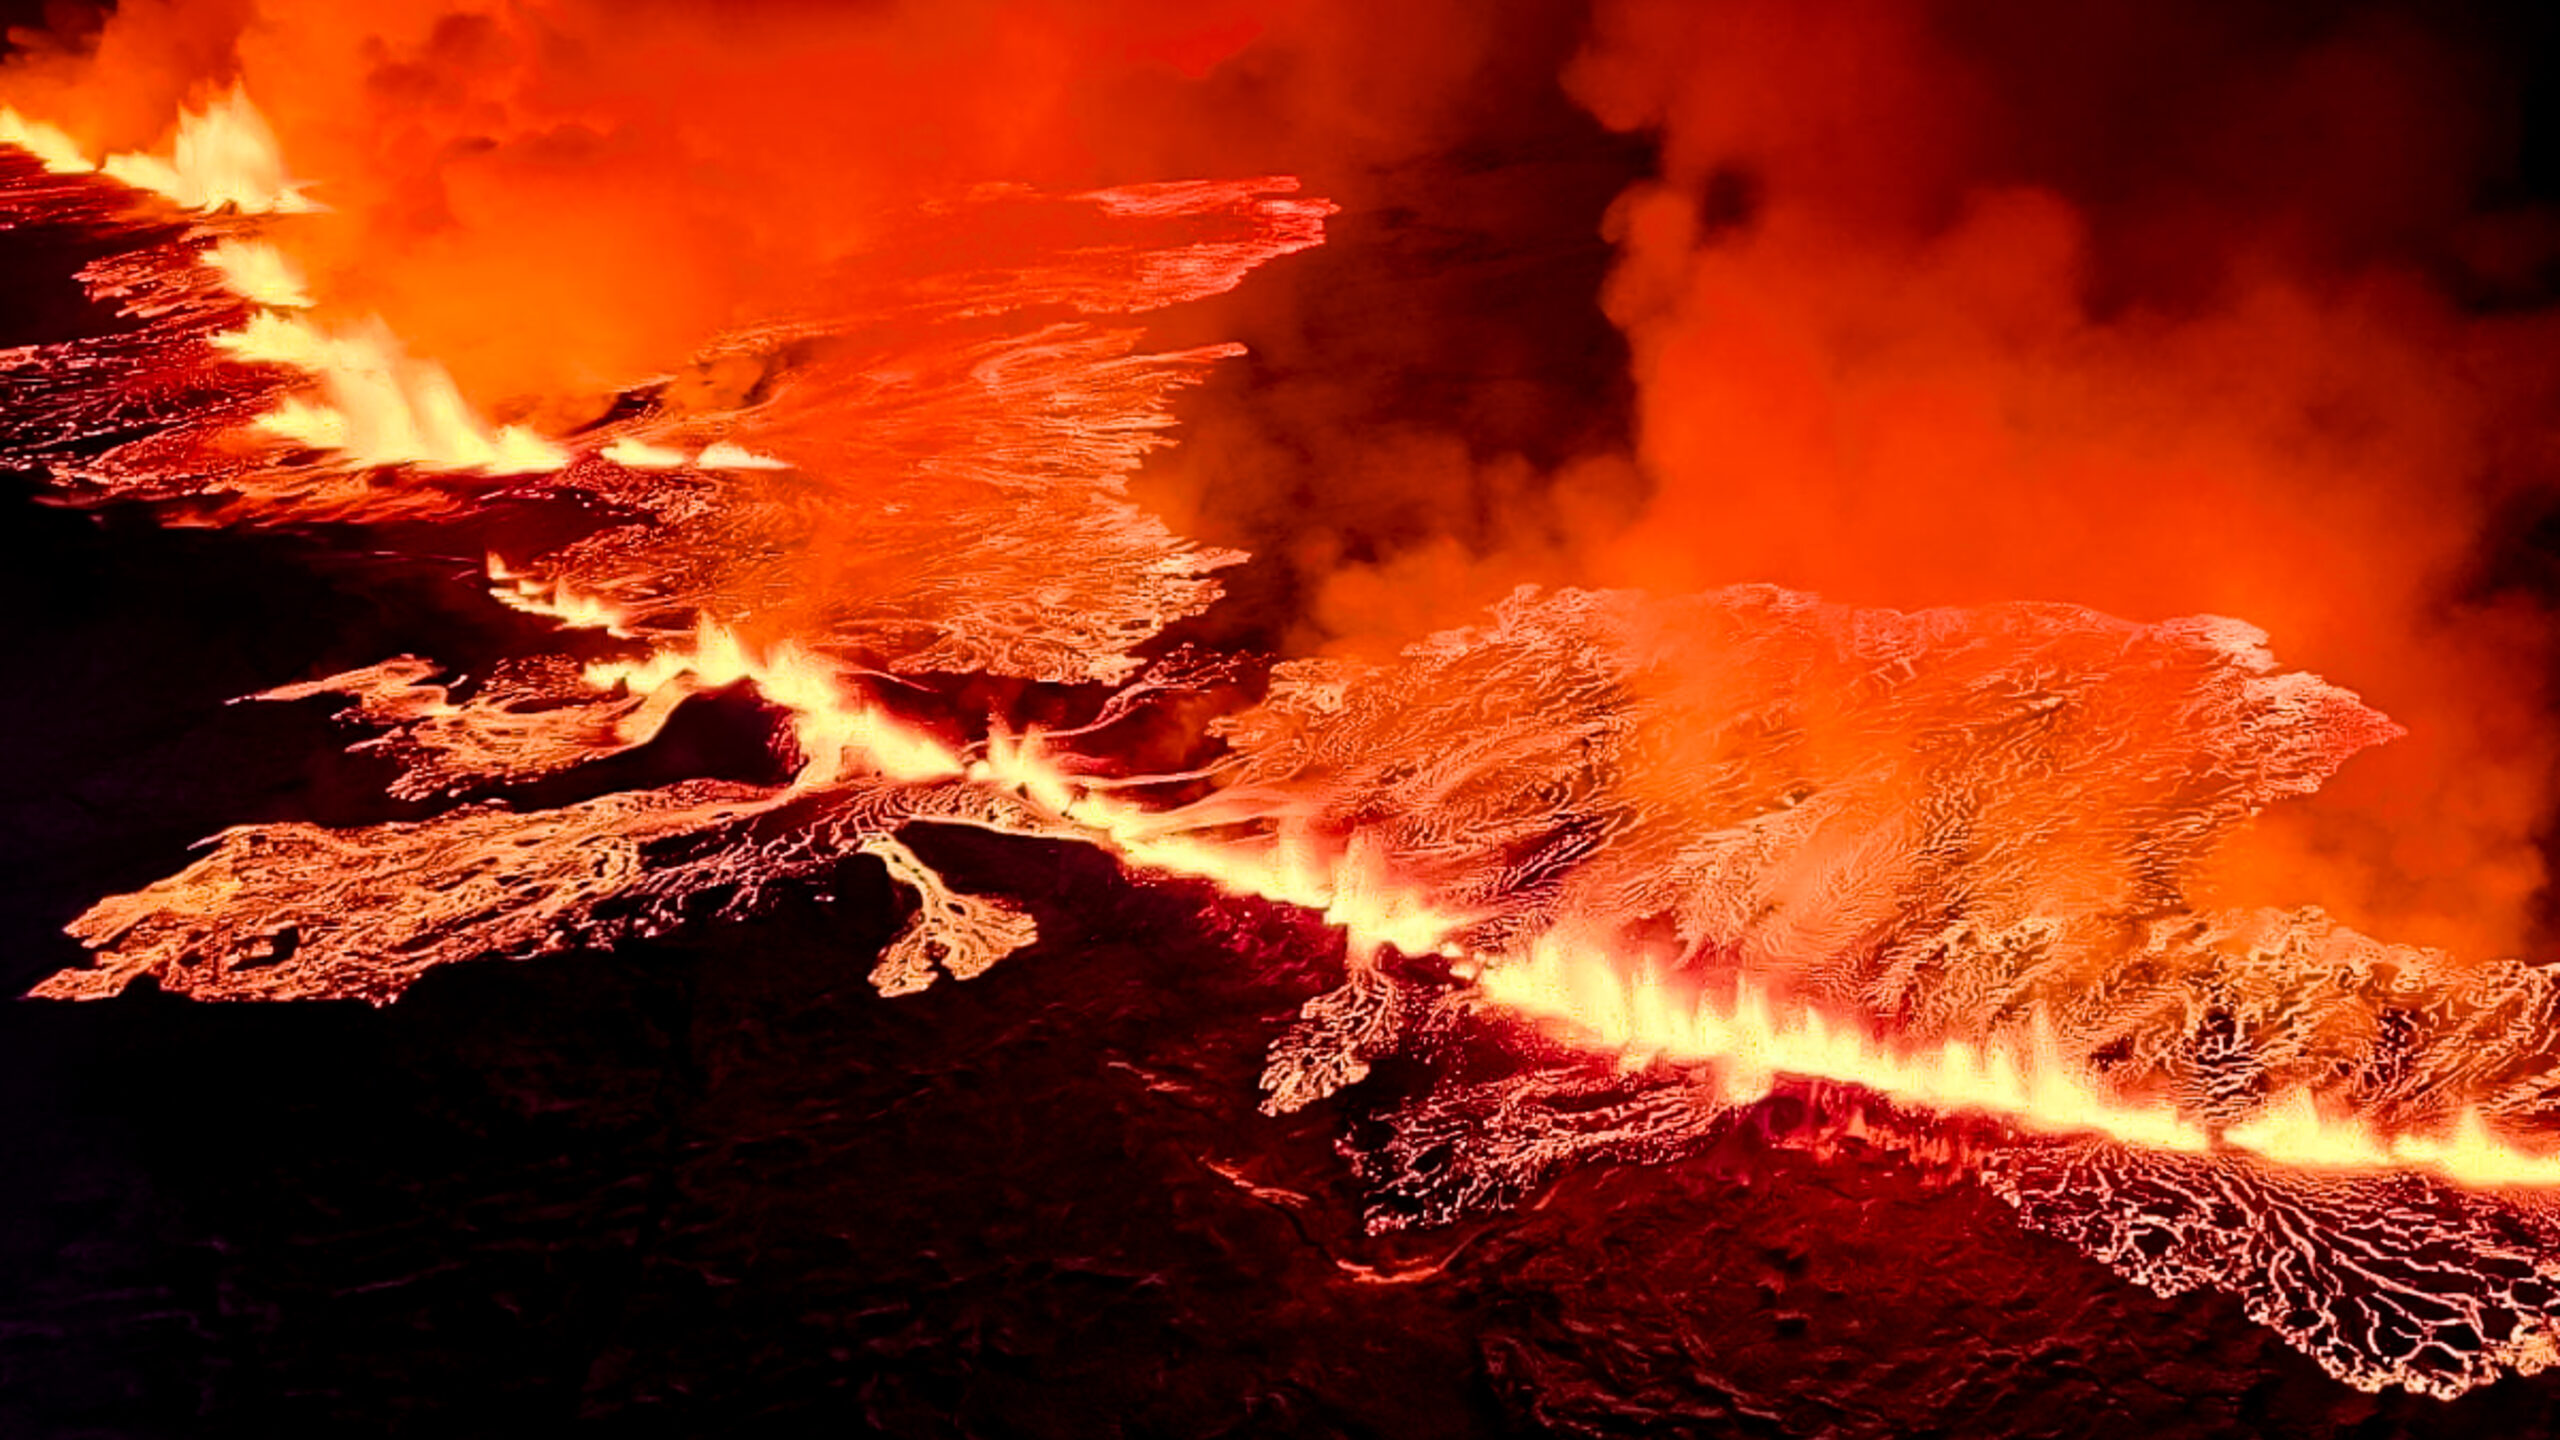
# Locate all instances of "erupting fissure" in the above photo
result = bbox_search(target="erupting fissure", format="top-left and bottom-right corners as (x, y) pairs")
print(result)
(10, 63), (2560, 1402)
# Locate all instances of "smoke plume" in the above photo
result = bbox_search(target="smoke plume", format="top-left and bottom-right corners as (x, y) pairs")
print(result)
(11, 0), (2560, 961)
(1561, 0), (2560, 960)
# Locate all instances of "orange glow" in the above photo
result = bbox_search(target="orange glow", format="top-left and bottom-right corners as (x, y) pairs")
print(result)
(975, 728), (1470, 958)
(1566, 0), (2560, 966)
(13, 0), (2560, 1403)
(485, 557), (632, 636)
(4, 83), (315, 216)
(0, 106), (93, 173)
(502, 571), (1470, 954)
(203, 237), (313, 308)
(11, 46), (2554, 1203)
(99, 84), (314, 214)
(213, 311), (568, 472)
(1479, 938), (2560, 1191)
(57, 86), (571, 476)
(584, 620), (966, 788)
(489, 566), (2560, 1201)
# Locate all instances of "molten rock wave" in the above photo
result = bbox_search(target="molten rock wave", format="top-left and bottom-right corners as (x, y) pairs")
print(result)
(9, 122), (2560, 1401)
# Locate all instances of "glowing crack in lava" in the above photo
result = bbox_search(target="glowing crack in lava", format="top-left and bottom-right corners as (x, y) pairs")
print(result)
(11, 83), (2560, 1403)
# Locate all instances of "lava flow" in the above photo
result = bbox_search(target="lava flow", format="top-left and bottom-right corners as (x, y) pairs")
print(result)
(12, 0), (2560, 1408)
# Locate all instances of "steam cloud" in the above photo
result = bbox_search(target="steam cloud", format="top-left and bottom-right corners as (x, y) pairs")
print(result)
(1567, 0), (2560, 962)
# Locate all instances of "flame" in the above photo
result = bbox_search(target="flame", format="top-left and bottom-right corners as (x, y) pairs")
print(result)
(2, 85), (311, 211)
(52, 89), (2560, 1198)
(2222, 1089), (2560, 1190)
(1478, 936), (2211, 1152)
(100, 85), (315, 214)
(491, 568), (960, 786)
(598, 636), (1469, 952)
(601, 438), (689, 470)
(12, 8), (2560, 1399)
(141, 93), (564, 475)
(0, 107), (94, 174)
(212, 311), (568, 473)
(483, 572), (2560, 1198)
(488, 561), (1471, 955)
(202, 238), (313, 309)
(583, 621), (965, 787)
(0, 87), (567, 476)
(971, 728), (1469, 957)
(697, 440), (788, 471)
(599, 438), (792, 472)
(487, 558), (634, 637)
(1477, 939), (2560, 1190)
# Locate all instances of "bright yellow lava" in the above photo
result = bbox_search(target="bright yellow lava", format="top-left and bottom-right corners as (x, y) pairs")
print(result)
(1475, 937), (2560, 1190)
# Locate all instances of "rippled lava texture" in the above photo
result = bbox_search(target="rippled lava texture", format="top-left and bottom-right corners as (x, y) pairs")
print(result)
(8, 522), (2560, 1439)
(16, 6), (2560, 1437)
(0, 174), (2555, 1440)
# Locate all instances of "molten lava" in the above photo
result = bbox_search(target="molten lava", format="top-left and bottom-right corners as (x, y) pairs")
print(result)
(9, 13), (2560, 1407)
